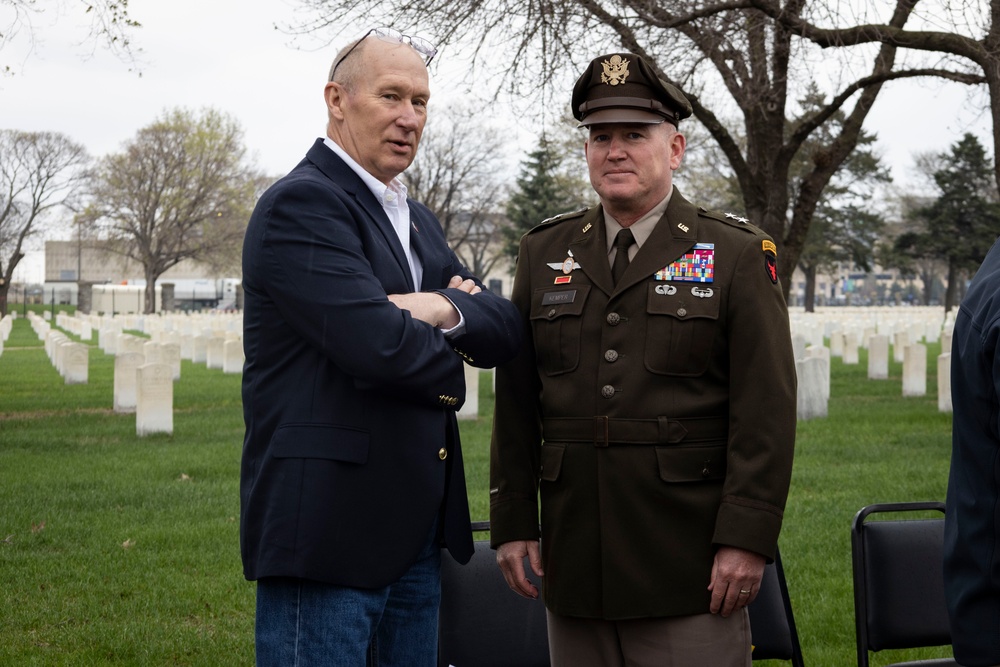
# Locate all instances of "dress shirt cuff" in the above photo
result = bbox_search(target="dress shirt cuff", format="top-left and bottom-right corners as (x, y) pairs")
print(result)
(439, 294), (466, 338)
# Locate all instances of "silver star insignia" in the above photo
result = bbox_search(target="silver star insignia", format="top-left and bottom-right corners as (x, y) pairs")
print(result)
(725, 212), (749, 224)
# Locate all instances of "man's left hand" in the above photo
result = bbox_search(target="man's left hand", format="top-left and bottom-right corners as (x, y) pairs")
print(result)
(707, 546), (766, 617)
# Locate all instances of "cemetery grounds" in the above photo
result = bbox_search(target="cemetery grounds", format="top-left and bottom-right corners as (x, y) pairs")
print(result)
(0, 307), (953, 666)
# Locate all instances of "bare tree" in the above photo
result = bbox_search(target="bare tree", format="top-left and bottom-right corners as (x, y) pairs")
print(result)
(1, 0), (142, 74)
(745, 0), (999, 189)
(286, 0), (982, 297)
(403, 103), (511, 277)
(88, 108), (257, 313)
(0, 130), (89, 315)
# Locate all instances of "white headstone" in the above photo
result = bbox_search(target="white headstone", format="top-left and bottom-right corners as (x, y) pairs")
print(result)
(457, 364), (480, 420)
(829, 331), (844, 358)
(114, 352), (145, 413)
(64, 343), (89, 384)
(938, 353), (953, 413)
(206, 337), (225, 370)
(143, 341), (164, 366)
(806, 345), (831, 403)
(843, 332), (860, 365)
(192, 336), (208, 364)
(868, 334), (889, 380)
(161, 343), (182, 380)
(179, 334), (194, 361)
(100, 327), (119, 355)
(136, 363), (173, 436)
(796, 356), (828, 420)
(791, 333), (807, 361)
(902, 344), (927, 397)
(893, 331), (909, 363)
(222, 339), (244, 374)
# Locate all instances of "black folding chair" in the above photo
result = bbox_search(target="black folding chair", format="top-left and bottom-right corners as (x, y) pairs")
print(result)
(851, 501), (958, 667)
(748, 546), (805, 666)
(438, 521), (549, 667)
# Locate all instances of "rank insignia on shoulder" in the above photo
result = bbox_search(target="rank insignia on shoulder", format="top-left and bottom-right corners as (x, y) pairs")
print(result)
(655, 243), (715, 283)
(762, 240), (778, 284)
(725, 212), (749, 224)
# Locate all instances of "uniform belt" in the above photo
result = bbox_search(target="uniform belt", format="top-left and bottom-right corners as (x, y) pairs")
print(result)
(542, 416), (729, 447)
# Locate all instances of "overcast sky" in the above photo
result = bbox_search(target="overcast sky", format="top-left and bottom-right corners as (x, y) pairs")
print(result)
(2, 0), (994, 283)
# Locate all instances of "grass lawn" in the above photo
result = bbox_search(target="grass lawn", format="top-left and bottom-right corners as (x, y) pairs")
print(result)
(0, 315), (954, 665)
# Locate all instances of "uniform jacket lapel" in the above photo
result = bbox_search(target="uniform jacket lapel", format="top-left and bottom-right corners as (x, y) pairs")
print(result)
(568, 207), (614, 297)
(614, 189), (700, 294)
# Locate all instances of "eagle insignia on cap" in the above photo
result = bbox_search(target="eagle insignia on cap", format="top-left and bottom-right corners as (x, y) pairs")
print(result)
(600, 55), (630, 86)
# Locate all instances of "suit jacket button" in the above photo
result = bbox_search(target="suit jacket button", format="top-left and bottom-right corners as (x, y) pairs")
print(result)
(601, 385), (616, 399)
(438, 448), (448, 460)
(604, 349), (619, 363)
(677, 307), (688, 317)
(607, 312), (621, 326)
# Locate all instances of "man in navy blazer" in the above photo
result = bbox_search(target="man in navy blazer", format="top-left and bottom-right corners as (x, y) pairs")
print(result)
(240, 28), (521, 666)
(945, 236), (1000, 667)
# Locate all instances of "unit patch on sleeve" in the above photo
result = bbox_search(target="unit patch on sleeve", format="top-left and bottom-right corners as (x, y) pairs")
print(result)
(762, 240), (778, 284)
(655, 243), (715, 282)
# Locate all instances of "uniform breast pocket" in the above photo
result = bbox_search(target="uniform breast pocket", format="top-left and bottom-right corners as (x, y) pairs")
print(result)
(529, 285), (590, 376)
(644, 284), (720, 376)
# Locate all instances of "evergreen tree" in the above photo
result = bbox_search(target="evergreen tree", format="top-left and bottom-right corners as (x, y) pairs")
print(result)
(893, 133), (1000, 311)
(503, 134), (590, 259)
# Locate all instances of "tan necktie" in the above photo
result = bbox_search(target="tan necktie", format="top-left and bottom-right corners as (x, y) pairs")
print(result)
(612, 228), (635, 285)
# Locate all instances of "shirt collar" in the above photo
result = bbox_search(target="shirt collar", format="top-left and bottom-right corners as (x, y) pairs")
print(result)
(604, 186), (673, 254)
(323, 137), (408, 205)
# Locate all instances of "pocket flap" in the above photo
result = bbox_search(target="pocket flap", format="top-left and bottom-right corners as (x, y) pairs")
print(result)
(646, 283), (721, 319)
(271, 424), (369, 464)
(655, 444), (726, 482)
(540, 443), (566, 482)
(530, 285), (591, 321)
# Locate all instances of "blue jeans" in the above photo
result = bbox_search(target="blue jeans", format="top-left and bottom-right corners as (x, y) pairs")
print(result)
(255, 524), (442, 667)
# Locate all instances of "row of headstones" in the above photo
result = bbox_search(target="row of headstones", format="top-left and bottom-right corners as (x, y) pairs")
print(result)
(27, 312), (242, 436)
(788, 306), (948, 350)
(25, 313), (165, 434)
(791, 308), (956, 421)
(27, 313), (91, 384)
(32, 310), (490, 423)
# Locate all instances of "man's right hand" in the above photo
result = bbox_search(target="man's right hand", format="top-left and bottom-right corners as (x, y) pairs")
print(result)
(496, 540), (544, 599)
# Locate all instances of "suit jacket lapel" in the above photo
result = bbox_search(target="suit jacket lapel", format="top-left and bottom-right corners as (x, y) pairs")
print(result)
(306, 140), (416, 291)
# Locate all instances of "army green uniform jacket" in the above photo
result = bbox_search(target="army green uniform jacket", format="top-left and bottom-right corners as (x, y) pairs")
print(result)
(490, 189), (796, 619)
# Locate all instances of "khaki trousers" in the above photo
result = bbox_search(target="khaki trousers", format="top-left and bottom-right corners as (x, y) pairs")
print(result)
(546, 608), (751, 667)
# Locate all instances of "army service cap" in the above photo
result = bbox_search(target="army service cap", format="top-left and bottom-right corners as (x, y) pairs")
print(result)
(572, 53), (692, 127)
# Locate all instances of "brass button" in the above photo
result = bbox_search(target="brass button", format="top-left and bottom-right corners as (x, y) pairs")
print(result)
(604, 350), (619, 363)
(601, 385), (616, 399)
(607, 312), (621, 326)
(677, 307), (687, 317)
(438, 448), (448, 460)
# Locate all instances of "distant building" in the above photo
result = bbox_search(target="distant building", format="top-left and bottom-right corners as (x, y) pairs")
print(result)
(43, 240), (238, 311)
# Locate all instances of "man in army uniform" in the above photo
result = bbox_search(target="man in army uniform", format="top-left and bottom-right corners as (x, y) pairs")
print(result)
(489, 52), (797, 666)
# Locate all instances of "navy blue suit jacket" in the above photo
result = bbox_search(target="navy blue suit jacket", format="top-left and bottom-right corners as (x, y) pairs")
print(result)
(240, 139), (521, 588)
(946, 236), (1000, 666)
